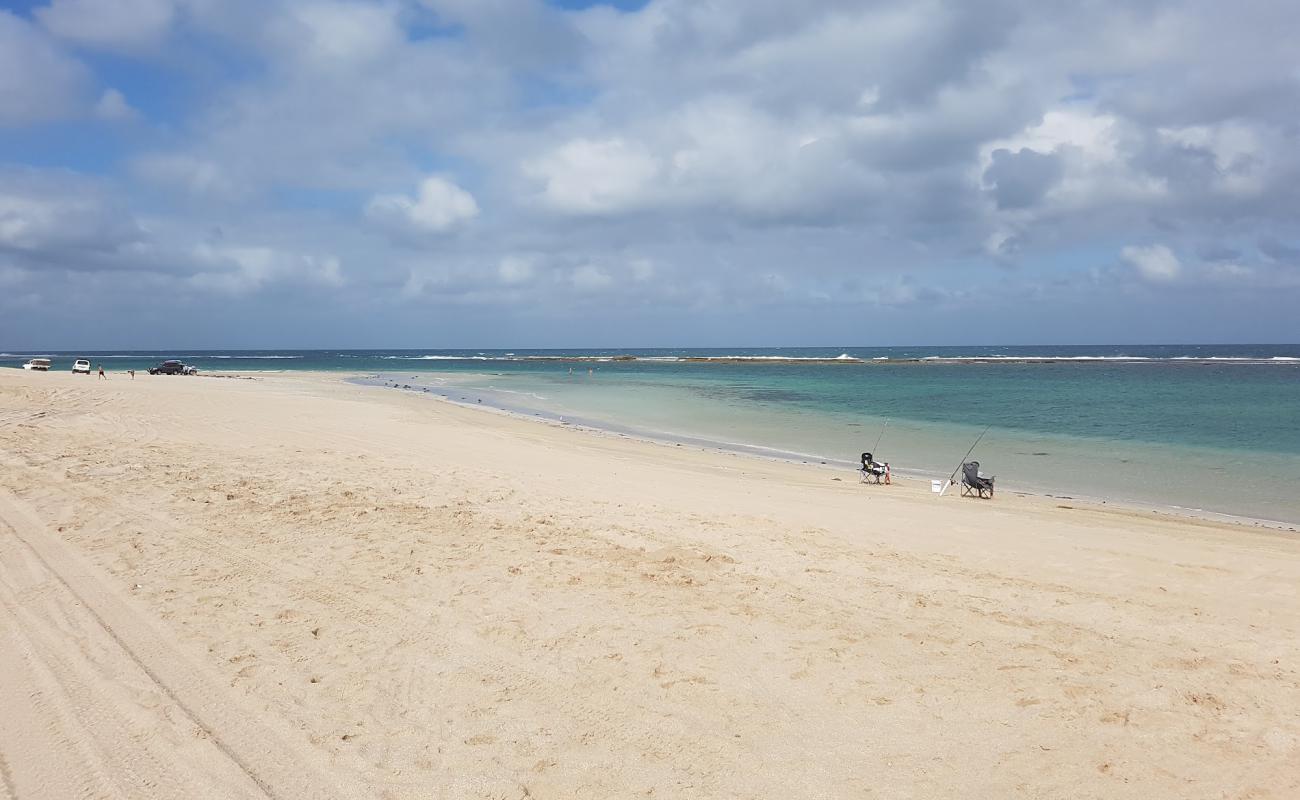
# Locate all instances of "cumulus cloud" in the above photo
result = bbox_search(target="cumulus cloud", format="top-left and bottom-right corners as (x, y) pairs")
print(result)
(571, 263), (613, 291)
(35, 0), (175, 51)
(5, 0), (1300, 345)
(190, 244), (344, 293)
(525, 138), (661, 214)
(132, 154), (238, 198)
(983, 148), (1063, 210)
(366, 176), (479, 236)
(497, 255), (534, 285)
(0, 169), (143, 257)
(272, 1), (405, 66)
(419, 0), (580, 70)
(95, 88), (137, 121)
(0, 167), (351, 305)
(1121, 244), (1181, 283)
(0, 11), (89, 125)
(521, 99), (873, 223)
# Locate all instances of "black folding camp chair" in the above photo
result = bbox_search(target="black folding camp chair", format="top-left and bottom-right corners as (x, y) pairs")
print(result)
(860, 452), (888, 484)
(960, 461), (994, 498)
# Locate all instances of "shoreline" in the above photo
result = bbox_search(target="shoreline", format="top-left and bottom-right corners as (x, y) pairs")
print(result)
(353, 371), (1300, 533)
(11, 364), (1293, 530)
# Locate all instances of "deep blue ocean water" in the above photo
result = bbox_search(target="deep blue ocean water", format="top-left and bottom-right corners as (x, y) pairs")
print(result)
(6, 346), (1298, 524)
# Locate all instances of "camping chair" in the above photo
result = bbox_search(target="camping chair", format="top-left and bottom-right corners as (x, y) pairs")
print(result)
(960, 461), (994, 498)
(860, 452), (889, 485)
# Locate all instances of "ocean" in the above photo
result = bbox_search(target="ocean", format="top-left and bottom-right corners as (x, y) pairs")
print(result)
(6, 345), (1299, 525)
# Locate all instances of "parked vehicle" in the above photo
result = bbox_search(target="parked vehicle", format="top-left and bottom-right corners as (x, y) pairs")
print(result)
(22, 358), (51, 371)
(72, 359), (91, 374)
(148, 360), (188, 375)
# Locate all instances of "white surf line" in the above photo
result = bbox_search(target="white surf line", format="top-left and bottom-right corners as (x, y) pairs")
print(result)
(0, 489), (368, 799)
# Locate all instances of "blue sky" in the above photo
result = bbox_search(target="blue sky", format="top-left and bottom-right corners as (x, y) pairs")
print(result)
(1, 0), (1298, 348)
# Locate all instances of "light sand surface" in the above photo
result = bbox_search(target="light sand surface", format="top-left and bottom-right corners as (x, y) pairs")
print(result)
(1, 369), (1297, 799)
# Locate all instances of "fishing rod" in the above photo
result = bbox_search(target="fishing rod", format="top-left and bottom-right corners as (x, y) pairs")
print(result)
(939, 424), (991, 497)
(871, 418), (890, 454)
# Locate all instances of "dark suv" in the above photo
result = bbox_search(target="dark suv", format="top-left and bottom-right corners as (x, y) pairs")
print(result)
(149, 360), (187, 375)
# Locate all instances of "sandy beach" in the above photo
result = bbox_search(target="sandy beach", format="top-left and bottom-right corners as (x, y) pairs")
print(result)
(1, 368), (1297, 799)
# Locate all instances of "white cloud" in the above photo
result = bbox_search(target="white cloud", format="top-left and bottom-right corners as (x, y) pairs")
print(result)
(1121, 244), (1181, 283)
(417, 0), (578, 70)
(571, 264), (613, 291)
(277, 1), (404, 66)
(981, 108), (1167, 215)
(660, 99), (845, 217)
(497, 255), (534, 285)
(985, 109), (1122, 166)
(521, 101), (857, 221)
(0, 195), (58, 249)
(1207, 262), (1253, 281)
(190, 243), (344, 293)
(133, 154), (237, 198)
(95, 88), (136, 121)
(0, 171), (142, 254)
(366, 176), (479, 236)
(525, 138), (660, 214)
(0, 11), (89, 125)
(983, 228), (1017, 257)
(36, 0), (175, 51)
(1158, 121), (1270, 197)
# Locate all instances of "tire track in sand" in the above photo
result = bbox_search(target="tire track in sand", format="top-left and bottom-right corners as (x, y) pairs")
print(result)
(0, 490), (367, 799)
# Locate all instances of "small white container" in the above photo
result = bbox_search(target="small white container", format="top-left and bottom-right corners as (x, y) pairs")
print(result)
(931, 480), (943, 493)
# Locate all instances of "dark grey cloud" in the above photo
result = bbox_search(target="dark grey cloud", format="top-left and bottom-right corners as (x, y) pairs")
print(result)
(0, 169), (143, 263)
(1197, 242), (1241, 263)
(983, 148), (1064, 210)
(1259, 237), (1300, 264)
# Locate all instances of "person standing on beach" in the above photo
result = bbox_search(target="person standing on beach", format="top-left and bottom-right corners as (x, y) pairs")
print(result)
(128, 369), (135, 380)
(97, 364), (106, 380)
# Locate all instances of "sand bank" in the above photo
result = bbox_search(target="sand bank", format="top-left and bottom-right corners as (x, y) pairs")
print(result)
(1, 369), (1297, 798)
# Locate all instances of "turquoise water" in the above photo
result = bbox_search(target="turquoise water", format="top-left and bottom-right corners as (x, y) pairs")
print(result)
(6, 346), (1299, 524)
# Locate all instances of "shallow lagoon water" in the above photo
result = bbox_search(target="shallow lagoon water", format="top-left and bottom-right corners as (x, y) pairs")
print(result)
(8, 346), (1299, 524)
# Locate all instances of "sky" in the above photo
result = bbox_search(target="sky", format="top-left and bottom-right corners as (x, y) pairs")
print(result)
(1, 0), (1298, 349)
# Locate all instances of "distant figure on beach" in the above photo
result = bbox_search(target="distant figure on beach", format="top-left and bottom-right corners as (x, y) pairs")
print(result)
(569, 367), (574, 376)
(587, 367), (594, 377)
(128, 369), (135, 380)
(97, 364), (106, 380)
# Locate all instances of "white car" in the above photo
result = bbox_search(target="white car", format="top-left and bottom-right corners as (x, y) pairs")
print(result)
(22, 358), (51, 371)
(72, 359), (91, 374)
